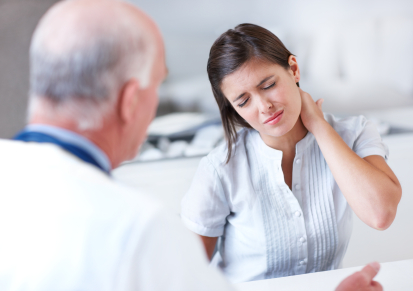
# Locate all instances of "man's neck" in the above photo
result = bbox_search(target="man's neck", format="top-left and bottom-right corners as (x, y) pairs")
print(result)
(28, 117), (121, 169)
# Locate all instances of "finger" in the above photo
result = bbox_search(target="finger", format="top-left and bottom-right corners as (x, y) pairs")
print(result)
(316, 99), (324, 110)
(360, 262), (380, 281)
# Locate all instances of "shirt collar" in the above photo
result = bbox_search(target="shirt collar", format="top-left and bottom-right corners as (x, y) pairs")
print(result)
(249, 128), (315, 160)
(25, 124), (112, 172)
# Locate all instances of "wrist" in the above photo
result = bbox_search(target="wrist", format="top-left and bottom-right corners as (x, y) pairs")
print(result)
(308, 117), (329, 136)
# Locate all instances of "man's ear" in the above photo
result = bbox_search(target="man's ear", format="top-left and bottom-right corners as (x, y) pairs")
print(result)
(288, 55), (300, 83)
(117, 78), (141, 124)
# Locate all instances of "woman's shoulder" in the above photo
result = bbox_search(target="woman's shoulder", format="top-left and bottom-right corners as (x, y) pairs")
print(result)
(205, 127), (253, 168)
(324, 112), (369, 137)
(323, 113), (388, 159)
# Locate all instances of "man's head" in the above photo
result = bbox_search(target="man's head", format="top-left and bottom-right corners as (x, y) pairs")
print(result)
(28, 0), (167, 168)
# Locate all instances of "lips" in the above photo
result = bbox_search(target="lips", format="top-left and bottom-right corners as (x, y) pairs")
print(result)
(263, 110), (284, 125)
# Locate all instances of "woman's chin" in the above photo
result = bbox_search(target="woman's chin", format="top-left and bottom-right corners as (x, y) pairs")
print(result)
(260, 127), (289, 139)
(259, 119), (299, 140)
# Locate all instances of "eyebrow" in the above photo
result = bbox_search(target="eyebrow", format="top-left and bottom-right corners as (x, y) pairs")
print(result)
(232, 75), (275, 103)
(257, 75), (274, 87)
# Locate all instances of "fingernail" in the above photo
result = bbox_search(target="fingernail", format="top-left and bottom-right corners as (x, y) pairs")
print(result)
(369, 262), (380, 272)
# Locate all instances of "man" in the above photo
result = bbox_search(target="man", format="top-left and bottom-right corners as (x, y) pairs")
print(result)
(0, 0), (382, 290)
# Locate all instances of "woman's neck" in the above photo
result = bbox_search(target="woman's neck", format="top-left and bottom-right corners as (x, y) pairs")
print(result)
(259, 116), (308, 154)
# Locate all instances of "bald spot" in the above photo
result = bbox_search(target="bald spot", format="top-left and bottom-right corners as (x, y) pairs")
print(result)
(33, 0), (163, 57)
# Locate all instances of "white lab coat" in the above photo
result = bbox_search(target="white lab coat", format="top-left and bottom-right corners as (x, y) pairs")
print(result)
(0, 139), (233, 291)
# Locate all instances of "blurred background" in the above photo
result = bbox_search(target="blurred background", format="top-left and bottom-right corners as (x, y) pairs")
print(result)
(1, 0), (413, 270)
(139, 0), (413, 117)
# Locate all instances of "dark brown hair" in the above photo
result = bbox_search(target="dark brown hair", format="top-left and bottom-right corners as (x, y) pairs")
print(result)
(207, 23), (298, 163)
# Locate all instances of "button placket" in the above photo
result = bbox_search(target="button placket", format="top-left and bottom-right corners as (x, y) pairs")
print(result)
(292, 155), (302, 201)
(292, 154), (308, 273)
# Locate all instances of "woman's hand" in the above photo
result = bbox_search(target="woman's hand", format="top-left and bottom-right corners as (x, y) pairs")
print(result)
(299, 88), (326, 134)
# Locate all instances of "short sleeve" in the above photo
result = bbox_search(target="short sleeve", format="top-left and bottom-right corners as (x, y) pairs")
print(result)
(181, 156), (230, 237)
(353, 117), (389, 160)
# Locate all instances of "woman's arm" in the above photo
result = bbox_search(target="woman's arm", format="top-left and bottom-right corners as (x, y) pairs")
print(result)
(199, 235), (218, 260)
(299, 89), (402, 230)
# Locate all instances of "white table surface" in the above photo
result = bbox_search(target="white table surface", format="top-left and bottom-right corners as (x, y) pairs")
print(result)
(234, 259), (413, 291)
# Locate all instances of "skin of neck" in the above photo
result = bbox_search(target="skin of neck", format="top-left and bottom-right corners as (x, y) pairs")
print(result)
(29, 110), (126, 170)
(259, 115), (308, 154)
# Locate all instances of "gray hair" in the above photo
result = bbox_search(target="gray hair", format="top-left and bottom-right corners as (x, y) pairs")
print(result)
(28, 3), (155, 130)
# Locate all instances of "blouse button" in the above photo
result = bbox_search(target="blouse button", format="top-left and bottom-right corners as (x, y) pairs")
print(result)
(299, 260), (307, 266)
(299, 237), (306, 243)
(295, 159), (301, 164)
(295, 184), (300, 190)
(294, 211), (301, 217)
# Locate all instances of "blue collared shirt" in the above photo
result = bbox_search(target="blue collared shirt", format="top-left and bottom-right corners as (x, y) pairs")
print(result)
(24, 124), (112, 173)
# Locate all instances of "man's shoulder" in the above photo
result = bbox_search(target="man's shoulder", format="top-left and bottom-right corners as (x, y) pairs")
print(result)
(0, 138), (32, 153)
(0, 139), (164, 218)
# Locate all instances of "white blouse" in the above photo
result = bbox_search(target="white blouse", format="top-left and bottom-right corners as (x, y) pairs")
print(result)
(181, 113), (389, 283)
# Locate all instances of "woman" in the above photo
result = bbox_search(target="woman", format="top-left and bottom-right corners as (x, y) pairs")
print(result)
(181, 23), (401, 283)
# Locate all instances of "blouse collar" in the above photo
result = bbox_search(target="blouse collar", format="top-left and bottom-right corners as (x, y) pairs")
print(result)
(248, 128), (315, 160)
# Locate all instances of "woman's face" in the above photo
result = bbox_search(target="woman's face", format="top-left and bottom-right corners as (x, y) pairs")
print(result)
(221, 57), (301, 139)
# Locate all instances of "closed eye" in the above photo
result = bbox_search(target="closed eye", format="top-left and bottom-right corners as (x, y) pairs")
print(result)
(263, 82), (275, 90)
(238, 97), (250, 108)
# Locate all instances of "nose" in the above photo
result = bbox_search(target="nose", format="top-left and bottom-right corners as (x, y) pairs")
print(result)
(257, 97), (273, 114)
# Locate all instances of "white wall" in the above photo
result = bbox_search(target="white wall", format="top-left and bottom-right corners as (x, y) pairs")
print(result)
(0, 0), (59, 138)
(2, 0), (413, 138)
(127, 0), (413, 115)
(129, 0), (413, 82)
